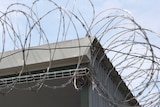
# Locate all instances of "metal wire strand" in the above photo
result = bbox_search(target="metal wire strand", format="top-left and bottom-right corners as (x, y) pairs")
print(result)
(0, 0), (160, 107)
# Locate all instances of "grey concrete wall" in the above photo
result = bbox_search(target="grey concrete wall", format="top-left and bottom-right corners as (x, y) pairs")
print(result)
(0, 78), (81, 107)
(88, 59), (129, 107)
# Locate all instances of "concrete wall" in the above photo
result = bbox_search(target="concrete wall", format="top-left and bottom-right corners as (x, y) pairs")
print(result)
(88, 59), (129, 107)
(0, 78), (81, 107)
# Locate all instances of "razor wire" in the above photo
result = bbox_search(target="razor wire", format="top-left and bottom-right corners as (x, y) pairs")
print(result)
(0, 0), (160, 107)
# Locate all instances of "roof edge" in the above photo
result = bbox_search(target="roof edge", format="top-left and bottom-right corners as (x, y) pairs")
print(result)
(91, 37), (140, 106)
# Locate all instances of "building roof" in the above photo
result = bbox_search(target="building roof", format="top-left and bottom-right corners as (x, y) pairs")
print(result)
(0, 36), (139, 106)
(0, 37), (94, 76)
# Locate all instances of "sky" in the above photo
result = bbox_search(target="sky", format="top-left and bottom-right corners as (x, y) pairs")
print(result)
(0, 0), (160, 33)
(0, 0), (160, 106)
(95, 0), (160, 33)
(0, 0), (160, 49)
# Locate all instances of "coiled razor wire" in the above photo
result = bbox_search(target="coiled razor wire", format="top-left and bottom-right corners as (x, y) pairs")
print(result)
(0, 0), (160, 107)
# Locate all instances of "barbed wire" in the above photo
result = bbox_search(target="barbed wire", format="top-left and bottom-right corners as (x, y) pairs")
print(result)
(0, 0), (160, 107)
